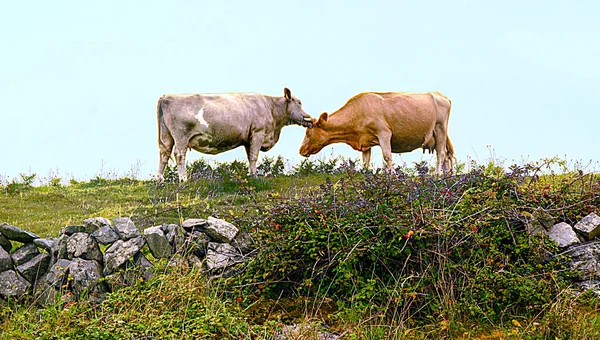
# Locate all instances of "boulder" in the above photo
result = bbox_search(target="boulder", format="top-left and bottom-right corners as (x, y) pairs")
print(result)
(16, 253), (50, 283)
(0, 223), (39, 243)
(569, 243), (600, 280)
(11, 243), (40, 266)
(33, 238), (55, 252)
(547, 222), (580, 248)
(66, 233), (103, 263)
(203, 217), (239, 243)
(51, 234), (69, 262)
(181, 218), (208, 230)
(103, 236), (145, 275)
(231, 231), (255, 254)
(0, 270), (30, 298)
(574, 213), (600, 241)
(68, 258), (106, 298)
(0, 247), (13, 272)
(164, 224), (185, 252)
(205, 242), (243, 270)
(143, 226), (172, 259)
(83, 217), (111, 231)
(45, 259), (72, 288)
(182, 230), (211, 257)
(112, 217), (140, 240)
(0, 233), (11, 252)
(60, 225), (88, 236)
(91, 226), (120, 245)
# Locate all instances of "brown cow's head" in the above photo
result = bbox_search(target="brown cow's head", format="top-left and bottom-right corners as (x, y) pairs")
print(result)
(299, 112), (329, 157)
(284, 87), (313, 128)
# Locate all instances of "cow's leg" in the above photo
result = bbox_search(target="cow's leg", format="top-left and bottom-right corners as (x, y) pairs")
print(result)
(158, 133), (174, 183)
(377, 132), (394, 170)
(362, 149), (372, 169)
(434, 125), (448, 175)
(245, 134), (265, 176)
(173, 145), (188, 182)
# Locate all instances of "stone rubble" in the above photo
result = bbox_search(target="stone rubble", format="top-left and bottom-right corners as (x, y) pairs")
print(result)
(0, 216), (255, 304)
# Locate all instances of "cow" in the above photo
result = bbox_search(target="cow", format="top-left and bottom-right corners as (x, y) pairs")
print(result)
(157, 88), (313, 182)
(299, 92), (455, 174)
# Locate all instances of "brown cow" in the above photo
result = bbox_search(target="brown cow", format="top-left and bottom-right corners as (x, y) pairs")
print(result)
(299, 92), (455, 174)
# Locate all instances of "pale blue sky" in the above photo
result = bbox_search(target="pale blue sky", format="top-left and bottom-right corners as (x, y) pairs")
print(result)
(1, 1), (599, 182)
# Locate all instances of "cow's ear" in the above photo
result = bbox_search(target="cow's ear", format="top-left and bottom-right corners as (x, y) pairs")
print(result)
(317, 112), (328, 126)
(284, 87), (292, 101)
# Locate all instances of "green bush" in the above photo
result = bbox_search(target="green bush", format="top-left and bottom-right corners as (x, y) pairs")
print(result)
(236, 162), (600, 325)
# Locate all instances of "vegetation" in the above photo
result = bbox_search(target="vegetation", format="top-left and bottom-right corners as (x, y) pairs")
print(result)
(1, 156), (600, 339)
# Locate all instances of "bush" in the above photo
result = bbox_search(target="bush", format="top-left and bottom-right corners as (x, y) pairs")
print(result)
(236, 161), (600, 325)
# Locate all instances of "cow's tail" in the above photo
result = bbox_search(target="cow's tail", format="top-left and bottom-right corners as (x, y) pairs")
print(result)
(157, 96), (174, 156)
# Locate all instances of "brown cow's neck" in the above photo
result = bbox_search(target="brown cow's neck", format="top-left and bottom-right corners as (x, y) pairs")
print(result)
(322, 109), (360, 146)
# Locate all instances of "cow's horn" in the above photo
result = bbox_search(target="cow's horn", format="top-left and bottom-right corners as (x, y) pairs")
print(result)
(303, 117), (313, 121)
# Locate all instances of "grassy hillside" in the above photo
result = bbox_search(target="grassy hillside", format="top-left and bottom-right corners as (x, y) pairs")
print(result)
(1, 157), (600, 339)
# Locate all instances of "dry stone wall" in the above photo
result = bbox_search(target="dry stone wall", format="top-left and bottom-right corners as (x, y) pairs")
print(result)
(0, 216), (254, 305)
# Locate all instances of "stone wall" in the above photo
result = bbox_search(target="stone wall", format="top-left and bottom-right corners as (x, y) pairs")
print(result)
(0, 217), (254, 305)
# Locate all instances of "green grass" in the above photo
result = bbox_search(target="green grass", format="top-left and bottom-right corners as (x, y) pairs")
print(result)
(1, 157), (600, 339)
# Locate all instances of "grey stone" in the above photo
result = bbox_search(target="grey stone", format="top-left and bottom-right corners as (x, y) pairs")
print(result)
(0, 247), (13, 272)
(113, 217), (140, 240)
(203, 216), (239, 243)
(66, 233), (103, 263)
(576, 280), (600, 298)
(143, 225), (172, 259)
(205, 242), (243, 270)
(122, 252), (154, 285)
(182, 230), (211, 257)
(60, 225), (88, 236)
(0, 233), (11, 252)
(181, 218), (208, 230)
(0, 223), (39, 243)
(33, 238), (55, 252)
(51, 234), (69, 262)
(569, 243), (600, 280)
(45, 259), (72, 288)
(83, 217), (111, 232)
(91, 226), (120, 245)
(103, 236), (145, 275)
(11, 243), (40, 266)
(68, 258), (106, 298)
(547, 222), (580, 248)
(17, 253), (50, 283)
(165, 224), (185, 252)
(231, 231), (255, 254)
(574, 213), (600, 241)
(33, 274), (59, 307)
(0, 270), (30, 298)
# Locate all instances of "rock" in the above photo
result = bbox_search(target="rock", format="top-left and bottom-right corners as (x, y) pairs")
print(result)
(143, 226), (173, 259)
(91, 226), (120, 245)
(51, 234), (69, 262)
(103, 236), (145, 275)
(576, 280), (600, 297)
(11, 243), (40, 266)
(547, 222), (580, 248)
(273, 324), (341, 340)
(164, 224), (185, 252)
(68, 258), (106, 299)
(205, 242), (243, 270)
(0, 247), (13, 272)
(0, 270), (30, 298)
(66, 233), (103, 263)
(231, 231), (255, 254)
(0, 223), (39, 243)
(83, 217), (111, 231)
(182, 230), (211, 257)
(574, 213), (600, 241)
(569, 243), (600, 280)
(522, 209), (555, 235)
(203, 217), (239, 243)
(60, 225), (88, 236)
(16, 253), (50, 283)
(45, 259), (72, 288)
(182, 218), (208, 230)
(112, 217), (140, 240)
(33, 238), (55, 252)
(122, 252), (154, 285)
(0, 233), (11, 252)
(33, 274), (59, 307)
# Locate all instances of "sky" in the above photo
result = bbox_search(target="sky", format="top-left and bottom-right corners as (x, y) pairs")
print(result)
(1, 0), (599, 183)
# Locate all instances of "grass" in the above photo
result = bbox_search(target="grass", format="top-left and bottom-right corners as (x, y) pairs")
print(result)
(1, 157), (600, 339)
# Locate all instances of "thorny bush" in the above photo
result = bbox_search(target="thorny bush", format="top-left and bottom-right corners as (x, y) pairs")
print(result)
(235, 161), (600, 326)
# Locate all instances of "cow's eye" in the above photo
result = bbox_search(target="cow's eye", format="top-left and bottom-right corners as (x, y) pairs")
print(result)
(298, 101), (302, 105)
